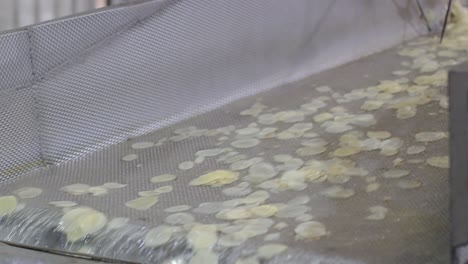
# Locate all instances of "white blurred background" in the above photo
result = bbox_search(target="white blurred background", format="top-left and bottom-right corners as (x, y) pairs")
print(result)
(0, 0), (133, 32)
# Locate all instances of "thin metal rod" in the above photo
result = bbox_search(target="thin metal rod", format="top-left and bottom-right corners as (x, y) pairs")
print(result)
(441, 0), (454, 43)
(416, 0), (432, 32)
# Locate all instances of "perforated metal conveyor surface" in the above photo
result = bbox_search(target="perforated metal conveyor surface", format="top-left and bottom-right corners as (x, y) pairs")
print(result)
(0, 32), (456, 263)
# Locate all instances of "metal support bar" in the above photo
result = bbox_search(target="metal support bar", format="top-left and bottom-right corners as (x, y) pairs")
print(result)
(449, 62), (468, 264)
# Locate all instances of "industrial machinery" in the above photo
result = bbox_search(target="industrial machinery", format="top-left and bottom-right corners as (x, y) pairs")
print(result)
(0, 0), (465, 263)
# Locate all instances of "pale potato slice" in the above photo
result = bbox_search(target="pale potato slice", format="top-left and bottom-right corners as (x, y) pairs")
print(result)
(164, 205), (191, 213)
(396, 106), (417, 119)
(327, 174), (351, 184)
(288, 195), (310, 205)
(295, 221), (327, 240)
(107, 217), (129, 230)
(276, 205), (309, 218)
(12, 187), (42, 199)
(380, 148), (399, 156)
(366, 176), (377, 183)
(49, 201), (77, 208)
(138, 190), (160, 197)
(122, 154), (138, 161)
(276, 130), (301, 140)
(316, 85), (332, 92)
(231, 138), (260, 149)
(257, 127), (278, 138)
(313, 112), (333, 123)
(250, 204), (278, 217)
(150, 174), (177, 183)
(398, 47), (426, 57)
(138, 186), (172, 197)
(131, 142), (154, 149)
(194, 156), (205, 164)
(301, 138), (328, 148)
(323, 122), (353, 134)
(235, 127), (260, 136)
(217, 152), (240, 162)
(178, 161), (194, 170)
(333, 147), (361, 157)
(300, 167), (326, 182)
(189, 249), (218, 264)
(165, 212), (195, 225)
(125, 196), (158, 210)
(413, 70), (447, 86)
(258, 113), (277, 125)
(397, 179), (422, 189)
(438, 50), (458, 57)
(196, 148), (227, 157)
(101, 182), (127, 189)
(383, 169), (410, 178)
(230, 158), (263, 171)
(0, 196), (17, 216)
(218, 232), (248, 247)
(296, 214), (314, 222)
(415, 132), (447, 142)
(144, 225), (174, 247)
(275, 111), (305, 123)
(301, 100), (327, 114)
(222, 182), (252, 197)
(406, 145), (426, 155)
(193, 202), (226, 214)
(143, 225), (175, 247)
(439, 96), (448, 109)
(216, 207), (253, 220)
(365, 206), (388, 221)
(264, 233), (281, 241)
(392, 70), (410, 76)
(242, 190), (271, 204)
(274, 222), (288, 230)
(155, 185), (173, 194)
(367, 131), (391, 139)
(408, 159), (424, 164)
(189, 170), (239, 187)
(279, 158), (304, 171)
(88, 186), (108, 196)
(60, 207), (107, 242)
(241, 102), (267, 117)
(257, 243), (288, 259)
(380, 138), (403, 150)
(360, 100), (384, 111)
(321, 186), (355, 199)
(248, 162), (277, 178)
(288, 123), (313, 133)
(366, 183), (380, 193)
(361, 138), (382, 151)
(187, 224), (217, 250)
(426, 156), (449, 168)
(419, 60), (439, 73)
(61, 183), (90, 195)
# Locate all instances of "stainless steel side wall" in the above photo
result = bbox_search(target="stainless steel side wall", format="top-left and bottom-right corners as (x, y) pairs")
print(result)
(0, 0), (439, 181)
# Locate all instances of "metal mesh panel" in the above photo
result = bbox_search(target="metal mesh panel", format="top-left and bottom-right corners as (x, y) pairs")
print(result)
(31, 1), (164, 77)
(0, 31), (33, 90)
(0, 88), (42, 182)
(34, 0), (428, 164)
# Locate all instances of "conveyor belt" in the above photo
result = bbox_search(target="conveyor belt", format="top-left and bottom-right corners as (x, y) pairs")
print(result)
(1, 28), (464, 263)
